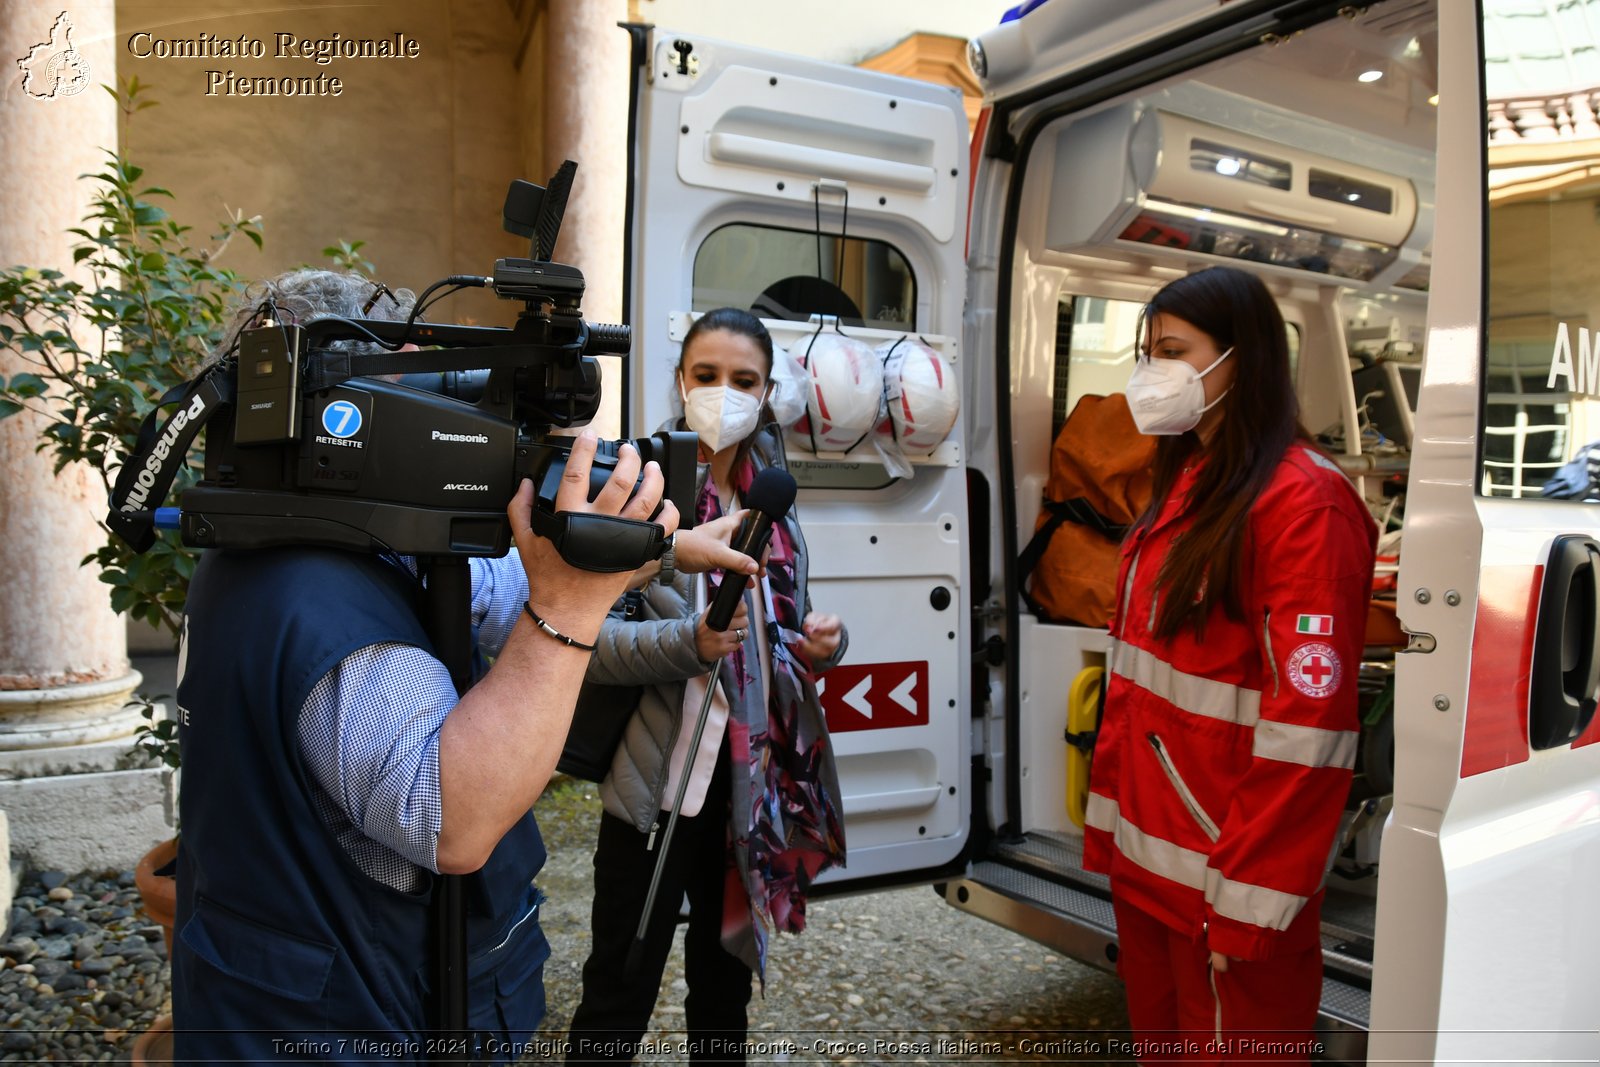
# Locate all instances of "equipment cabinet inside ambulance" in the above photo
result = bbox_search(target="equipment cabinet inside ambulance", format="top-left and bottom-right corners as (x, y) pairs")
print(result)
(624, 2), (1600, 1062)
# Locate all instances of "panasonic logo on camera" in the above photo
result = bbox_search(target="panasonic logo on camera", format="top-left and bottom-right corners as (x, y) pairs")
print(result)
(443, 483), (489, 492)
(121, 393), (209, 513)
(431, 430), (490, 444)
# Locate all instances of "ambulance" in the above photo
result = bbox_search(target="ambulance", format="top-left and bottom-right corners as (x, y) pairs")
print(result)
(622, 2), (1600, 1062)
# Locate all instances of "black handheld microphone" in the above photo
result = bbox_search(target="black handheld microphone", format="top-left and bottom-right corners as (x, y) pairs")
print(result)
(704, 467), (798, 632)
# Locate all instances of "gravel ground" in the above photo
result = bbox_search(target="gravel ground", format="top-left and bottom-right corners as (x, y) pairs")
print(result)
(527, 781), (1133, 1065)
(2, 779), (1131, 1064)
(0, 869), (169, 1063)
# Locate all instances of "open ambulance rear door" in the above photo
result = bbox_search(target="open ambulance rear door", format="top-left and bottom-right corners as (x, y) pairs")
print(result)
(623, 25), (974, 887)
(1370, 5), (1600, 1065)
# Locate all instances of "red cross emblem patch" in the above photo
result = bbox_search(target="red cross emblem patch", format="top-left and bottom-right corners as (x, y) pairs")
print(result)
(1286, 641), (1341, 699)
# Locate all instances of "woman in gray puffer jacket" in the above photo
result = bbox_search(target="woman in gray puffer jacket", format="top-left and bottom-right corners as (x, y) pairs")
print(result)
(567, 309), (847, 1065)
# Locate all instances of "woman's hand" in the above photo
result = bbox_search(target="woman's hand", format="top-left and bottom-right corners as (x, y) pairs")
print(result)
(1210, 951), (1231, 973)
(695, 597), (749, 662)
(794, 612), (842, 665)
(674, 510), (766, 576)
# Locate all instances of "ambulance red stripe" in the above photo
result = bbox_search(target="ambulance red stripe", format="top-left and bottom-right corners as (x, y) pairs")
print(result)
(1459, 564), (1540, 777)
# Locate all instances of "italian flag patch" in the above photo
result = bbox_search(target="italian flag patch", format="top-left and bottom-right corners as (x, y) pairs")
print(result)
(1296, 614), (1334, 635)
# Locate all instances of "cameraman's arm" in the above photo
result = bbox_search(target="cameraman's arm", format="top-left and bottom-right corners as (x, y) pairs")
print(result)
(432, 433), (644, 872)
(433, 434), (750, 874)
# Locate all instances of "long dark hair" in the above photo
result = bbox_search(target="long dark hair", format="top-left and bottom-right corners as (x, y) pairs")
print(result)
(1132, 266), (1309, 639)
(677, 307), (775, 475)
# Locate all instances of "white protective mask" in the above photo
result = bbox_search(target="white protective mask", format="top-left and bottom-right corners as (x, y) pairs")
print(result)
(1125, 347), (1233, 436)
(682, 385), (763, 453)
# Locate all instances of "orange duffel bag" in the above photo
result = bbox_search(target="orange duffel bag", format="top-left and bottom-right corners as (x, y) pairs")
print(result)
(1019, 393), (1157, 628)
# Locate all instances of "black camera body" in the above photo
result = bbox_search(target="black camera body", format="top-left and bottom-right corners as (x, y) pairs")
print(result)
(110, 165), (695, 572)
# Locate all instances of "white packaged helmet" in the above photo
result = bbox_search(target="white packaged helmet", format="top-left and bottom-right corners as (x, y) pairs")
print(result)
(789, 331), (884, 452)
(877, 337), (959, 454)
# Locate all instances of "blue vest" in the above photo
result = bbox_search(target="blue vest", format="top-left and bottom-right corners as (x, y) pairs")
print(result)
(172, 547), (548, 1063)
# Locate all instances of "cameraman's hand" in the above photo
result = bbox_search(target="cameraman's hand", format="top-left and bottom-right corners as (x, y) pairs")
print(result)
(695, 598), (749, 662)
(674, 511), (767, 577)
(508, 431), (680, 644)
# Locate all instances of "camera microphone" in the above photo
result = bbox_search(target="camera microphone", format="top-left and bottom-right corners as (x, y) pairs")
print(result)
(704, 467), (798, 632)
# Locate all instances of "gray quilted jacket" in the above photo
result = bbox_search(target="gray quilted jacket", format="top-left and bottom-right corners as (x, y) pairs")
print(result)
(586, 424), (848, 832)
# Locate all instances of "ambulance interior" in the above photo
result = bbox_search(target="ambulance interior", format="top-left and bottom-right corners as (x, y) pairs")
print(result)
(996, 0), (1437, 1034)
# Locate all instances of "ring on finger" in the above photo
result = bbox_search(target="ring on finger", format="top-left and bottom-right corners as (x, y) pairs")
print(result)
(735, 627), (746, 641)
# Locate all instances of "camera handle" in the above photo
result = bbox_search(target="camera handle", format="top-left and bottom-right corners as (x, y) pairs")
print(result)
(417, 556), (474, 1061)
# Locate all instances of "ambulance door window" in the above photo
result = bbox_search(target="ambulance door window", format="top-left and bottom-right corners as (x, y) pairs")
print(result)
(1482, 9), (1600, 502)
(1051, 294), (1143, 439)
(692, 223), (916, 332)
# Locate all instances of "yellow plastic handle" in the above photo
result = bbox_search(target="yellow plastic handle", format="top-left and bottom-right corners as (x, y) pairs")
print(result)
(1066, 665), (1105, 829)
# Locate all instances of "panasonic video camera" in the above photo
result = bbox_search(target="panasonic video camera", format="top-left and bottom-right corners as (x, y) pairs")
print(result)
(108, 163), (694, 572)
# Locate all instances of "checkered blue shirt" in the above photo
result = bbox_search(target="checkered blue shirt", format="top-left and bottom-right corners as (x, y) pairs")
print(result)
(296, 553), (526, 892)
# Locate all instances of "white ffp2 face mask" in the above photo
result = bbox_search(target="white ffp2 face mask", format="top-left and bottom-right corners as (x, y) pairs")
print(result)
(682, 385), (763, 453)
(1125, 347), (1233, 436)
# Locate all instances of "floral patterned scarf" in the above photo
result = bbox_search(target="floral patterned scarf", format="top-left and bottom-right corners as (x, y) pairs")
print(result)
(697, 459), (847, 977)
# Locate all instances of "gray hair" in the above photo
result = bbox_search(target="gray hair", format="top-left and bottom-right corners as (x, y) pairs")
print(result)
(211, 269), (418, 366)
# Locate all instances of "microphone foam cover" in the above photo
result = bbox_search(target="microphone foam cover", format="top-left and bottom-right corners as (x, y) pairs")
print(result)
(744, 467), (798, 518)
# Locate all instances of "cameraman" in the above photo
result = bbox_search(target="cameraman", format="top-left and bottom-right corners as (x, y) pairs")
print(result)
(169, 272), (755, 1063)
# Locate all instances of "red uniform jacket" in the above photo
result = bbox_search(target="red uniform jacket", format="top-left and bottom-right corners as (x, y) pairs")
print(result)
(1083, 443), (1377, 961)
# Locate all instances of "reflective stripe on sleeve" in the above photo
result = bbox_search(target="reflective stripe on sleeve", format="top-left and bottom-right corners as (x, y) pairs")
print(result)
(1252, 719), (1359, 769)
(1112, 642), (1262, 727)
(1204, 867), (1309, 931)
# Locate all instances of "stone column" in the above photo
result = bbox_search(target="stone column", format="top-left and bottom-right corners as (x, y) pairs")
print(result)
(0, 4), (164, 876)
(544, 0), (631, 438)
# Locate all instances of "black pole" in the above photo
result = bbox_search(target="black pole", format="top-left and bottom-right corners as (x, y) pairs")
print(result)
(625, 654), (723, 977)
(420, 556), (473, 1061)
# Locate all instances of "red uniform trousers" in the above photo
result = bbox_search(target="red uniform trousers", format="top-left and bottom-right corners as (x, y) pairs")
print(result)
(1114, 896), (1323, 1066)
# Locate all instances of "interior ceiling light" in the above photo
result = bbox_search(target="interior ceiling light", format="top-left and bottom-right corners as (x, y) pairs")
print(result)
(1429, 94), (1439, 106)
(1215, 157), (1242, 176)
(1359, 70), (1385, 83)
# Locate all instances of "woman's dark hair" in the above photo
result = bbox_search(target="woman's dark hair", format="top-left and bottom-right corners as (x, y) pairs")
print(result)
(677, 307), (776, 472)
(1132, 266), (1310, 639)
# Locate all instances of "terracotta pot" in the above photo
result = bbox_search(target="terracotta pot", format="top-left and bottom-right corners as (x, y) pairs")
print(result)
(131, 1013), (173, 1066)
(134, 837), (178, 957)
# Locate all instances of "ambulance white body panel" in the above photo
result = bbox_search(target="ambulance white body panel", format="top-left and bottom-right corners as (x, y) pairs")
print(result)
(625, 3), (1600, 1062)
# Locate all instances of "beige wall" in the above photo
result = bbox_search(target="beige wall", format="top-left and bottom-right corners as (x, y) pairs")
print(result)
(116, 0), (528, 327)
